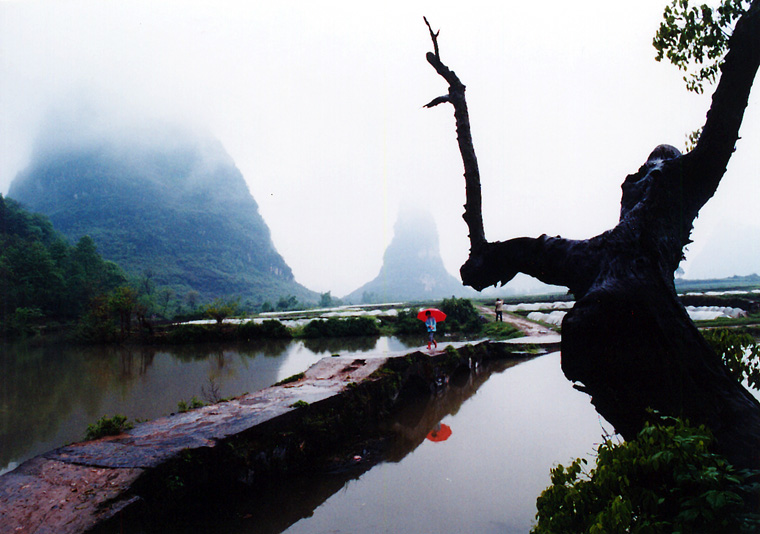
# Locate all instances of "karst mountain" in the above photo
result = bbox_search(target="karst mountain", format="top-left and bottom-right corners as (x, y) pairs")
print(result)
(8, 113), (315, 305)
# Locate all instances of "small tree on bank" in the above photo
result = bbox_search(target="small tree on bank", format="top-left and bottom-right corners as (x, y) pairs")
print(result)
(204, 297), (240, 325)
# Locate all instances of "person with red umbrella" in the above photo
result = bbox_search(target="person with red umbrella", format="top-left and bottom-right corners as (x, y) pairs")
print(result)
(417, 308), (446, 350)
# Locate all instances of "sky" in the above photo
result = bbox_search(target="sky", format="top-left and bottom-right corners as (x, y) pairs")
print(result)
(1, 0), (758, 297)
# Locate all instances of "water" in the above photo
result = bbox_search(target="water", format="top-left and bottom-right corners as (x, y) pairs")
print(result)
(1, 339), (608, 533)
(0, 336), (416, 476)
(280, 352), (607, 534)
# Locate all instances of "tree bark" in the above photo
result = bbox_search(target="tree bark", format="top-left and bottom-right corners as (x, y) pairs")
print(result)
(424, 3), (760, 470)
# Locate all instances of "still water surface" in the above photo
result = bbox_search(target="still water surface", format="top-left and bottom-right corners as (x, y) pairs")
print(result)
(0, 336), (414, 475)
(2, 338), (607, 533)
(279, 352), (606, 534)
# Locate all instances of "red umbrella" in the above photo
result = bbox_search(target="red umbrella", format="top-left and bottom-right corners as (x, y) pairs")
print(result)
(417, 308), (446, 322)
(426, 423), (452, 442)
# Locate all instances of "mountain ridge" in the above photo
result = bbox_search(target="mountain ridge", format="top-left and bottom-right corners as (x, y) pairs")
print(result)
(9, 119), (316, 305)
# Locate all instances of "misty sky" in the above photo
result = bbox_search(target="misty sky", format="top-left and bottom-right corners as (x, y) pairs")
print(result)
(1, 0), (758, 296)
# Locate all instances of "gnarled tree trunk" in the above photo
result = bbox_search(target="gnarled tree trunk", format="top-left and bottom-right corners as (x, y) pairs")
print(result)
(424, 4), (760, 470)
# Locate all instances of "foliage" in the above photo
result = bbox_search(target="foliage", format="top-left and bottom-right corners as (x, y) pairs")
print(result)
(532, 415), (760, 533)
(73, 285), (147, 343)
(4, 307), (44, 338)
(481, 321), (523, 340)
(439, 297), (482, 333)
(204, 297), (240, 325)
(291, 400), (310, 408)
(237, 319), (292, 340)
(653, 0), (750, 93)
(391, 309), (426, 335)
(319, 291), (333, 308)
(702, 328), (760, 390)
(301, 317), (380, 338)
(177, 397), (205, 413)
(85, 414), (134, 440)
(164, 319), (292, 344)
(7, 138), (319, 307)
(108, 286), (137, 337)
(274, 372), (305, 386)
(1, 195), (128, 338)
(277, 295), (299, 311)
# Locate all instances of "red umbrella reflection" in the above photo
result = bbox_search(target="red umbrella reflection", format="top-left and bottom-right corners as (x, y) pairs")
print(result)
(426, 423), (452, 442)
(417, 308), (447, 322)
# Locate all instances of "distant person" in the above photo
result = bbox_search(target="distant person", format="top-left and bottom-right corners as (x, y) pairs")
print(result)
(425, 310), (437, 350)
(495, 298), (504, 322)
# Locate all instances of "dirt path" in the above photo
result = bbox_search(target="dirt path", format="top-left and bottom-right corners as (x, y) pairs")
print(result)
(477, 304), (556, 337)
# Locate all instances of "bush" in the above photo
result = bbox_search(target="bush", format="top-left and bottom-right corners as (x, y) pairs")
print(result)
(301, 317), (380, 338)
(702, 328), (760, 390)
(237, 319), (292, 340)
(85, 414), (133, 440)
(391, 309), (425, 335)
(532, 415), (760, 533)
(177, 397), (205, 413)
(440, 297), (482, 333)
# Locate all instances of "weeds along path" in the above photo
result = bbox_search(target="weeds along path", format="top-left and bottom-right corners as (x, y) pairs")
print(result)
(477, 304), (556, 337)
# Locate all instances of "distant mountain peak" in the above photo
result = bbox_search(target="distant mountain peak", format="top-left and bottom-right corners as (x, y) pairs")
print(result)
(344, 207), (473, 303)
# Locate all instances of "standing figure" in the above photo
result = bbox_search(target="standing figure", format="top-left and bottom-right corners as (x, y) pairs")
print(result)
(495, 298), (503, 321)
(425, 310), (437, 349)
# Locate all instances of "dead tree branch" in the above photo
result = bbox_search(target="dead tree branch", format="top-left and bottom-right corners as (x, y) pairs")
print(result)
(423, 17), (486, 252)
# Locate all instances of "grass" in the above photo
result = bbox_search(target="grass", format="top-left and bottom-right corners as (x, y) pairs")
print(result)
(274, 372), (305, 386)
(85, 414), (133, 440)
(177, 396), (206, 413)
(481, 321), (525, 340)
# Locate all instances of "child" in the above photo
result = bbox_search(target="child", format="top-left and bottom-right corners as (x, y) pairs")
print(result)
(425, 310), (437, 349)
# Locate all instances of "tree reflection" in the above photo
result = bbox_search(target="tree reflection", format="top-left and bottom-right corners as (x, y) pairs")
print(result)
(302, 336), (380, 355)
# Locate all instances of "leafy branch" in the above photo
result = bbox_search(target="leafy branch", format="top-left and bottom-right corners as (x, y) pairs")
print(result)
(653, 0), (750, 93)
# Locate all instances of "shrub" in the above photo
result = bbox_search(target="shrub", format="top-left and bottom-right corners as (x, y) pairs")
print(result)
(204, 297), (240, 324)
(391, 309), (425, 335)
(532, 415), (760, 533)
(702, 328), (760, 390)
(440, 297), (482, 333)
(177, 396), (205, 413)
(274, 372), (305, 386)
(237, 319), (292, 340)
(85, 414), (133, 440)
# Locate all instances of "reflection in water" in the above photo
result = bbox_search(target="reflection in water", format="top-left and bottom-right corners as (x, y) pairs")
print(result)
(3, 341), (607, 534)
(302, 336), (378, 354)
(426, 422), (453, 442)
(282, 353), (609, 534)
(0, 337), (413, 475)
(125, 358), (526, 534)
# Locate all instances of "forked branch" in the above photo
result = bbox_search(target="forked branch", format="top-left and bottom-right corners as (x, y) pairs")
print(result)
(423, 17), (486, 252)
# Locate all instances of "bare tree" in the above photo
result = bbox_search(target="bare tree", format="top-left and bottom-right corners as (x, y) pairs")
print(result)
(423, 4), (760, 469)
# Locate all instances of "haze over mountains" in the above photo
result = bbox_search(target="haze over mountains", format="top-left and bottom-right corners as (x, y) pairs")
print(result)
(7, 104), (755, 310)
(8, 111), (316, 305)
(344, 208), (476, 303)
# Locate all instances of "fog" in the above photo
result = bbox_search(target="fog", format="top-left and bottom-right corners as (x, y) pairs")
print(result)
(1, 0), (758, 296)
